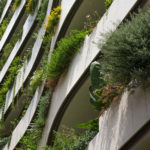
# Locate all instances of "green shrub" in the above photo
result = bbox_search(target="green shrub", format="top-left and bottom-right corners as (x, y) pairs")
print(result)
(100, 9), (150, 87)
(45, 30), (87, 80)
(105, 0), (113, 9)
(47, 126), (98, 150)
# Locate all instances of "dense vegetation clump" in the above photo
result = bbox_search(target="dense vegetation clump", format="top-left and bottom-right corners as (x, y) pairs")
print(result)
(100, 9), (150, 88)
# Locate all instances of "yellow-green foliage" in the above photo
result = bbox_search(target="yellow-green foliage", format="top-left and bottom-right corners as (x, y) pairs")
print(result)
(105, 0), (113, 9)
(44, 6), (61, 35)
(26, 0), (39, 13)
(13, 0), (22, 10)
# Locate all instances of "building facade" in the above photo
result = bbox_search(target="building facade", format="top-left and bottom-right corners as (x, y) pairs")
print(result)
(0, 0), (150, 149)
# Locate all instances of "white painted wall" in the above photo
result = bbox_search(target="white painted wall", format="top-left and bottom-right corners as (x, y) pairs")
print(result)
(87, 87), (150, 150)
(38, 0), (139, 148)
(2, 84), (44, 150)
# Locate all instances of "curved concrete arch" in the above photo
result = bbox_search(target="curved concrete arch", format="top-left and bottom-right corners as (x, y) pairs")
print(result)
(0, 0), (42, 83)
(0, 0), (13, 25)
(38, 0), (139, 149)
(2, 84), (44, 150)
(0, 0), (26, 52)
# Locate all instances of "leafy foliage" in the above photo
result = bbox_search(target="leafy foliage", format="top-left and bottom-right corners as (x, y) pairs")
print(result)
(105, 0), (113, 9)
(100, 9), (150, 87)
(46, 126), (98, 150)
(45, 30), (87, 80)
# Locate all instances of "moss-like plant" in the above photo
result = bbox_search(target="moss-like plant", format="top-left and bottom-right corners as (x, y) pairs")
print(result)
(44, 6), (62, 35)
(105, 0), (113, 9)
(45, 30), (87, 80)
(100, 9), (150, 87)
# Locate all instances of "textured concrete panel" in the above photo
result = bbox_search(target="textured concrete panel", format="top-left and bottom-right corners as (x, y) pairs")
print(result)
(87, 88), (150, 150)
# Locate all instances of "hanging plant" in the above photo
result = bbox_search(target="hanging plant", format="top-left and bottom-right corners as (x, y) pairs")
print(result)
(44, 30), (87, 89)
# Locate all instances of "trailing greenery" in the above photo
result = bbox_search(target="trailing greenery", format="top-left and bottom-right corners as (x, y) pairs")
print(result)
(0, 57), (23, 108)
(46, 126), (98, 150)
(0, 0), (7, 18)
(15, 91), (52, 150)
(26, 0), (39, 13)
(45, 30), (87, 80)
(100, 9), (150, 88)
(44, 6), (62, 35)
(105, 0), (113, 9)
